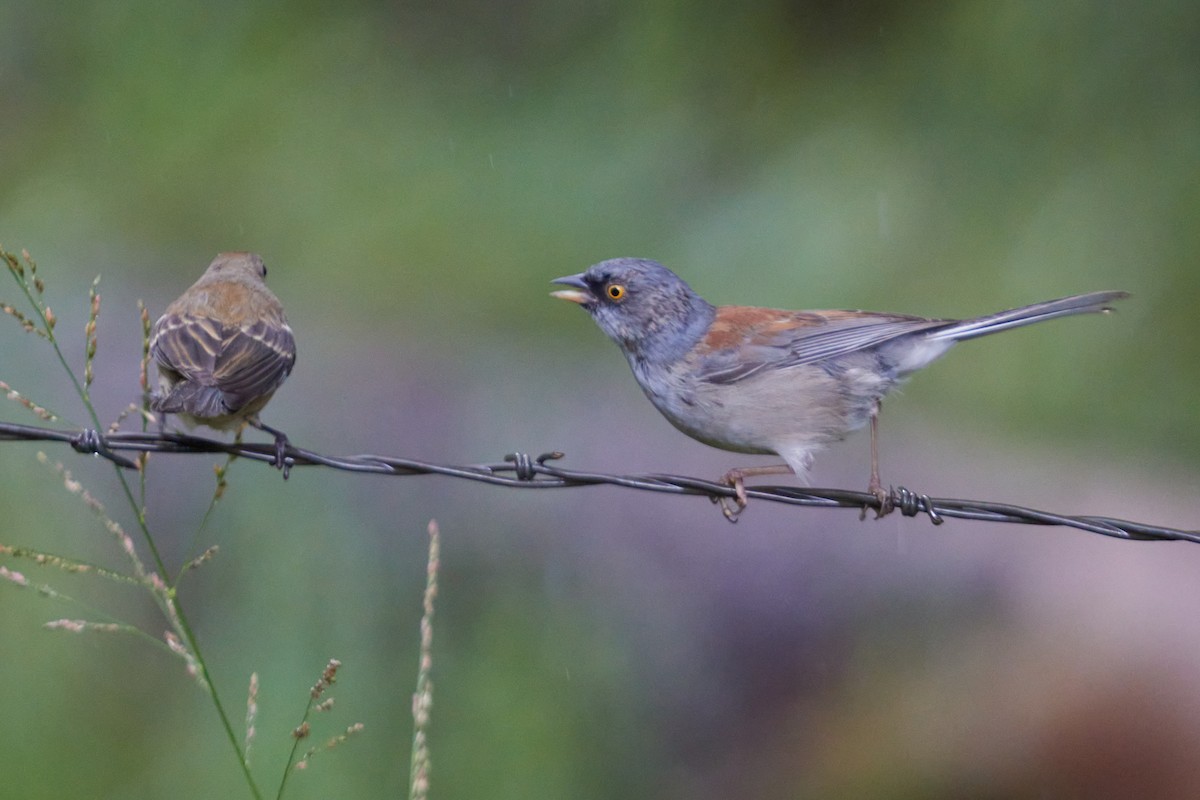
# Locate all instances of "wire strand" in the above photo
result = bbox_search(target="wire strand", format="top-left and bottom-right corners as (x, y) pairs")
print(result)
(1, 421), (1195, 542)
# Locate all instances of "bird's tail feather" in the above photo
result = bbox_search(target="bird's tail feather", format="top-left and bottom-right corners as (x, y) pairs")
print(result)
(152, 382), (229, 419)
(928, 291), (1129, 342)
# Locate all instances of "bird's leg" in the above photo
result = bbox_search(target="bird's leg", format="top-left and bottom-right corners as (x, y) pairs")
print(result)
(714, 464), (794, 522)
(248, 416), (292, 478)
(868, 401), (882, 497)
(864, 400), (893, 518)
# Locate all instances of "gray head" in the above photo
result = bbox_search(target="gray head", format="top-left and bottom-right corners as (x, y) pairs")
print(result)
(552, 258), (715, 364)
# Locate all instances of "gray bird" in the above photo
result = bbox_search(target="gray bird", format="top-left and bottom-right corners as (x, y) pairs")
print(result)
(553, 257), (1127, 519)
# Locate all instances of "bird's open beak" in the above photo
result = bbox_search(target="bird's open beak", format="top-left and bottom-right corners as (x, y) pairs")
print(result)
(550, 273), (593, 305)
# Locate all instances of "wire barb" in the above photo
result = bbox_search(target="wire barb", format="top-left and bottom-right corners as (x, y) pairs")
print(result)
(68, 427), (140, 470)
(894, 486), (944, 525)
(1, 420), (1195, 543)
(504, 452), (536, 481)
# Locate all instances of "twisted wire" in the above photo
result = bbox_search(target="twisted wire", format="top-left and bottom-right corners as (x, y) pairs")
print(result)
(1, 421), (1195, 543)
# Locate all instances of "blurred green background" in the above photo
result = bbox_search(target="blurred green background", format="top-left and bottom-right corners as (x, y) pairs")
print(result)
(2, 2), (1198, 798)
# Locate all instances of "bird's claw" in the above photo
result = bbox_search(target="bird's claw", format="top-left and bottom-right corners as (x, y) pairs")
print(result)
(712, 471), (750, 522)
(247, 417), (292, 479)
(271, 433), (292, 479)
(860, 479), (894, 520)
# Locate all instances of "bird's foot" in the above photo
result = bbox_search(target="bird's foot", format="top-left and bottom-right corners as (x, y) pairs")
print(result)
(860, 477), (894, 520)
(249, 418), (293, 479)
(713, 469), (751, 523)
(272, 432), (291, 479)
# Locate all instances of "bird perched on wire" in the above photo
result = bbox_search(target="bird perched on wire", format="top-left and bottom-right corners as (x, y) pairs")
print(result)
(150, 252), (297, 475)
(552, 257), (1128, 520)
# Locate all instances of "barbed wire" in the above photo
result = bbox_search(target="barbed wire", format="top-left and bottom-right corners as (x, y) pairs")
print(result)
(0, 420), (1195, 543)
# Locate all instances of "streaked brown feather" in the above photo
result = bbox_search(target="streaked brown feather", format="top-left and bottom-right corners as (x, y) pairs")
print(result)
(210, 322), (295, 410)
(150, 271), (294, 419)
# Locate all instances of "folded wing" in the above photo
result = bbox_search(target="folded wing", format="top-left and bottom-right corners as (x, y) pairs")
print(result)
(151, 313), (296, 415)
(698, 307), (948, 384)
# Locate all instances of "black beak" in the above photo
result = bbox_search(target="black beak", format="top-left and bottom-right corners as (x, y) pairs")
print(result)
(550, 273), (593, 305)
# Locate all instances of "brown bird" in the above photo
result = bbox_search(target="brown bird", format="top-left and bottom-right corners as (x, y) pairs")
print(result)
(150, 252), (296, 473)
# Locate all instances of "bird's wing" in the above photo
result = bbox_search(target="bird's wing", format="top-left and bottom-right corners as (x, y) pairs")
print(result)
(151, 313), (295, 412)
(210, 318), (296, 411)
(697, 306), (950, 385)
(150, 313), (223, 381)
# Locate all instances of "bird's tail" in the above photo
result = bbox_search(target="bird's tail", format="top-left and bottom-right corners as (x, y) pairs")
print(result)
(151, 382), (229, 419)
(927, 291), (1130, 342)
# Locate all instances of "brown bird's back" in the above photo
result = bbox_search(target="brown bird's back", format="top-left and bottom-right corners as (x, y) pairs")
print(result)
(150, 252), (295, 431)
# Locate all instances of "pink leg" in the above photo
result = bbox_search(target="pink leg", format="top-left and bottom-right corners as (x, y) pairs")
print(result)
(716, 463), (794, 521)
(864, 400), (892, 517)
(867, 401), (882, 497)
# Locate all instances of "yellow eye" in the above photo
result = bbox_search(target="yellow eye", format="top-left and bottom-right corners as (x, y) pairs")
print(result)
(606, 283), (626, 301)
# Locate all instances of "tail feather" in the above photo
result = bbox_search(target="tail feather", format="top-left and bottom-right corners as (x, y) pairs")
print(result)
(152, 381), (230, 419)
(928, 291), (1130, 342)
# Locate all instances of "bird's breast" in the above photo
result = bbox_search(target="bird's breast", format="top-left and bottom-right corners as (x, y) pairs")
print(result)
(628, 354), (885, 456)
